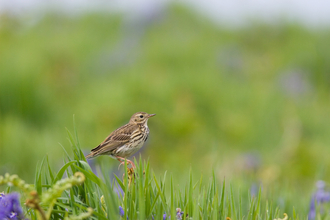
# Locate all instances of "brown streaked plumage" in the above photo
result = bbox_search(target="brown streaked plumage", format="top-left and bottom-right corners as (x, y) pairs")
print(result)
(85, 112), (155, 168)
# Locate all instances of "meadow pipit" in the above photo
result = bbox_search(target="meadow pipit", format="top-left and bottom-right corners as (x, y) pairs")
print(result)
(85, 112), (155, 168)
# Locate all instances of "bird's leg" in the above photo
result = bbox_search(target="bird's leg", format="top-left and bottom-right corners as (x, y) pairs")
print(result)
(116, 157), (126, 169)
(116, 156), (136, 169)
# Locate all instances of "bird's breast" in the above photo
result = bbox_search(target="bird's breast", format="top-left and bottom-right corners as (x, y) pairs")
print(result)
(114, 125), (149, 157)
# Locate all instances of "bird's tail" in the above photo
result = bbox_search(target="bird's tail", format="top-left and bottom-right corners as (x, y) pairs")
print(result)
(85, 152), (97, 159)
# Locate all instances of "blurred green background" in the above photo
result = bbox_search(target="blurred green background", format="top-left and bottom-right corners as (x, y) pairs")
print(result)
(1, 3), (330, 215)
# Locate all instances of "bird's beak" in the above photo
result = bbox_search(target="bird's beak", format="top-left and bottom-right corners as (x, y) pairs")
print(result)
(148, 114), (156, 118)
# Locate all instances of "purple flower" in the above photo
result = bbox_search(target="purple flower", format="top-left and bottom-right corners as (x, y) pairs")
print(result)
(176, 208), (183, 219)
(119, 206), (125, 217)
(308, 181), (330, 220)
(0, 193), (24, 220)
(163, 213), (166, 220)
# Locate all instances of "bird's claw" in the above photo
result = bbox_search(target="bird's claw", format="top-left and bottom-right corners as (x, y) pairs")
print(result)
(117, 160), (136, 170)
(118, 162), (125, 170)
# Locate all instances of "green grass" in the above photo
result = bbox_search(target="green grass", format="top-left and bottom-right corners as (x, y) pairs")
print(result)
(1, 122), (320, 219)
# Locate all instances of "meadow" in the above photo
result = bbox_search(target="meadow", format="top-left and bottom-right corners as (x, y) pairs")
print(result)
(1, 4), (330, 219)
(0, 124), (298, 219)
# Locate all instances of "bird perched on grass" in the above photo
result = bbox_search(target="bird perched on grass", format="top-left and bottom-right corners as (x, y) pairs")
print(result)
(85, 112), (155, 168)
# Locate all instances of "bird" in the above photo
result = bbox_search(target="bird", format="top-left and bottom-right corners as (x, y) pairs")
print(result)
(85, 112), (155, 168)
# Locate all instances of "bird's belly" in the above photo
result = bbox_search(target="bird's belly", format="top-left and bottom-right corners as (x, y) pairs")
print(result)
(115, 141), (145, 158)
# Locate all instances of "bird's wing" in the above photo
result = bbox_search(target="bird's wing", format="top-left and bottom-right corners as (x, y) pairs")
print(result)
(89, 123), (138, 156)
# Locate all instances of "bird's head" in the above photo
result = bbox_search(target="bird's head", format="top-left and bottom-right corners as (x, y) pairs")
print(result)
(130, 112), (156, 125)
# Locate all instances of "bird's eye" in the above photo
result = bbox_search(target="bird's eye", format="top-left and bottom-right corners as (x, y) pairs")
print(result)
(140, 115), (143, 118)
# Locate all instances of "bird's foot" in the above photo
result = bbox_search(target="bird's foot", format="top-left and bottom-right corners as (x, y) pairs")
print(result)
(117, 157), (135, 169)
(118, 161), (126, 170)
